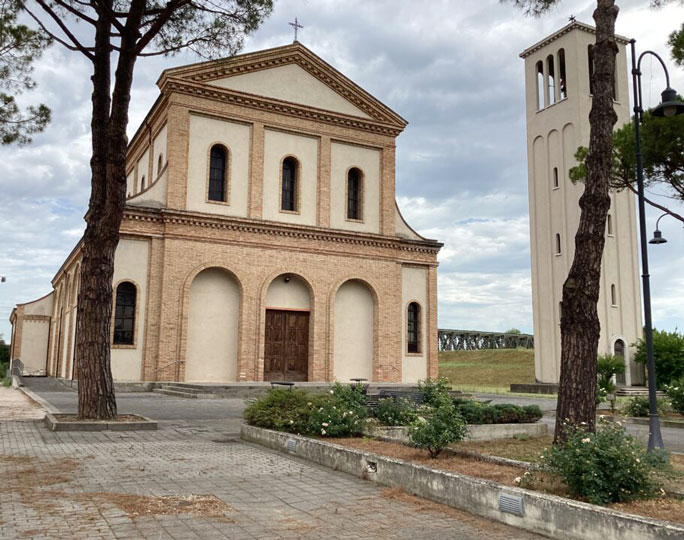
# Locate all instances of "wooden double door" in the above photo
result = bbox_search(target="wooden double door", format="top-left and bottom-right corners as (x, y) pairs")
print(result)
(264, 309), (309, 381)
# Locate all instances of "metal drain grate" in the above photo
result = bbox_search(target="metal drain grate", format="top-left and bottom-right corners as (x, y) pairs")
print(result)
(499, 492), (524, 516)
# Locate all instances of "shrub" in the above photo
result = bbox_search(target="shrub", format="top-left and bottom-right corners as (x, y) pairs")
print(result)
(417, 377), (451, 407)
(493, 404), (526, 423)
(597, 354), (626, 403)
(409, 401), (467, 458)
(375, 398), (418, 426)
(664, 377), (684, 415)
(634, 328), (684, 388)
(622, 396), (668, 418)
(521, 405), (543, 423)
(306, 382), (369, 437)
(243, 389), (318, 434)
(538, 421), (668, 505)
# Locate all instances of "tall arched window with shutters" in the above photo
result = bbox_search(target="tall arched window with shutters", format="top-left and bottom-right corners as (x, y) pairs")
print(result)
(347, 167), (362, 220)
(281, 156), (298, 211)
(407, 302), (421, 354)
(208, 145), (228, 202)
(113, 282), (136, 345)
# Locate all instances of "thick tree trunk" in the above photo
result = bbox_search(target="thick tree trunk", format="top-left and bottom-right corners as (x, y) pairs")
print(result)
(75, 2), (141, 419)
(554, 0), (619, 443)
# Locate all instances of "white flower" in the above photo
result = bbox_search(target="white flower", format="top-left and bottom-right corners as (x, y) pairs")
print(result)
(322, 422), (329, 427)
(514, 477), (522, 484)
(321, 429), (326, 435)
(636, 458), (640, 463)
(330, 390), (334, 394)
(289, 420), (294, 424)
(307, 402), (312, 406)
(581, 438), (591, 444)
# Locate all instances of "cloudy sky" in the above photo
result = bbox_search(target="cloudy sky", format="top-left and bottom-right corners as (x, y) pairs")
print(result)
(1, 0), (683, 341)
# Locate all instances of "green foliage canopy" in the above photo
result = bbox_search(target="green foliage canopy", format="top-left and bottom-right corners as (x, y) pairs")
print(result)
(634, 328), (684, 387)
(0, 0), (51, 145)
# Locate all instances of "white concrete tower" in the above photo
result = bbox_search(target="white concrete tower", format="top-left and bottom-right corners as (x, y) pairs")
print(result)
(520, 21), (644, 386)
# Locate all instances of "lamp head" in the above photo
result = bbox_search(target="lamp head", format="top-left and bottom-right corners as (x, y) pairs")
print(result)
(649, 229), (668, 245)
(0, 276), (5, 283)
(652, 87), (684, 117)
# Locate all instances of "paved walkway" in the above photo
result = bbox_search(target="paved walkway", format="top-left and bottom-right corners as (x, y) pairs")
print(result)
(0, 386), (45, 421)
(1, 380), (544, 539)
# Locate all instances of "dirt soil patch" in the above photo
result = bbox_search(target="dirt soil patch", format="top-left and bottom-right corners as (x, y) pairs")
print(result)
(438, 349), (535, 390)
(454, 435), (552, 462)
(331, 437), (684, 525)
(334, 438), (525, 486)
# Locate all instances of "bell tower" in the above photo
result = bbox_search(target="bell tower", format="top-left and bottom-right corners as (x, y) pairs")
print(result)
(520, 21), (643, 386)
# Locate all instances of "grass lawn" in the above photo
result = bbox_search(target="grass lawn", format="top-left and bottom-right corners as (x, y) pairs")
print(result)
(438, 348), (536, 393)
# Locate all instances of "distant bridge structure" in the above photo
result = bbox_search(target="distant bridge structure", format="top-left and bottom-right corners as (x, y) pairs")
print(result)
(438, 329), (534, 351)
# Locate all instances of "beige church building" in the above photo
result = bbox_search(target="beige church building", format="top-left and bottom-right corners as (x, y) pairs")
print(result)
(10, 42), (441, 384)
(521, 21), (644, 387)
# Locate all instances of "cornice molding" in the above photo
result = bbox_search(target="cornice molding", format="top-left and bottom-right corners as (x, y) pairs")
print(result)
(520, 21), (630, 59)
(123, 207), (442, 255)
(162, 78), (404, 138)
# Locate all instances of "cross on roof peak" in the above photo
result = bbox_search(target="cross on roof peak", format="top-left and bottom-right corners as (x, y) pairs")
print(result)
(289, 17), (303, 42)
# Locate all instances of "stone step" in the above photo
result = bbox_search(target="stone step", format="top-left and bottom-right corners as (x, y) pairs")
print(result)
(616, 386), (665, 397)
(159, 384), (214, 394)
(153, 388), (219, 399)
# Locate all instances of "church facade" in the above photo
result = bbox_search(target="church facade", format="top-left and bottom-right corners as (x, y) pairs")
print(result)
(10, 42), (442, 383)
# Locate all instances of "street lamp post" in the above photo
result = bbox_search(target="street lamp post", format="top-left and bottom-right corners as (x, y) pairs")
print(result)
(630, 40), (684, 452)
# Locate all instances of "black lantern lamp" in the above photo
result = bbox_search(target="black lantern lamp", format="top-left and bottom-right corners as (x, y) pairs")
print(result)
(652, 87), (684, 118)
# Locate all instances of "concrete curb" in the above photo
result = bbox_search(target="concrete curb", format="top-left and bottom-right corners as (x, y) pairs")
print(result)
(44, 412), (158, 432)
(18, 386), (59, 414)
(366, 423), (548, 443)
(241, 424), (684, 540)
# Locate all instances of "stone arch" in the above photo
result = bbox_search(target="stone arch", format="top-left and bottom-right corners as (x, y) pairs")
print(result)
(330, 278), (378, 382)
(257, 270), (315, 381)
(184, 266), (242, 382)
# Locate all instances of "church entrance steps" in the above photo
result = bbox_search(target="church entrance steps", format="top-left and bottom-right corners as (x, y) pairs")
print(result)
(616, 386), (666, 397)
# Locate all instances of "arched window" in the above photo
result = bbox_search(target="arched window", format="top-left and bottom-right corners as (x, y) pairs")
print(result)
(208, 145), (227, 202)
(113, 282), (136, 345)
(558, 48), (567, 99)
(611, 284), (617, 306)
(547, 54), (556, 105)
(536, 60), (544, 110)
(553, 167), (559, 188)
(157, 153), (164, 175)
(140, 175), (146, 191)
(347, 168), (362, 220)
(407, 302), (421, 353)
(281, 157), (298, 211)
(607, 214), (613, 235)
(555, 233), (562, 255)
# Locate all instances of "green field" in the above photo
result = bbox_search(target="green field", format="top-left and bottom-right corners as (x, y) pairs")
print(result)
(438, 348), (536, 393)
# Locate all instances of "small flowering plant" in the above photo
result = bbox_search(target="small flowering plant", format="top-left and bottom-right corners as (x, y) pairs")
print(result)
(307, 382), (369, 437)
(537, 419), (669, 505)
(664, 377), (684, 415)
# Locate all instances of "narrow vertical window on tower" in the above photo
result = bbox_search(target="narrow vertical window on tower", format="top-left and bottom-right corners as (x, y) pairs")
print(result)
(553, 167), (559, 188)
(558, 48), (567, 99)
(555, 233), (562, 255)
(208, 145), (228, 202)
(607, 214), (613, 235)
(281, 156), (298, 211)
(611, 284), (618, 306)
(407, 302), (421, 353)
(588, 45), (595, 95)
(536, 61), (544, 110)
(113, 282), (136, 345)
(547, 54), (556, 104)
(347, 167), (362, 220)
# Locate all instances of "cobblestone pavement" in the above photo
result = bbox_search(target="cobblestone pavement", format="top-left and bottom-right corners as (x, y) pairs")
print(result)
(0, 387), (45, 421)
(0, 419), (545, 540)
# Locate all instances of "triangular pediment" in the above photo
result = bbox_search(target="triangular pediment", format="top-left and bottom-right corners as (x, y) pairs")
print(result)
(159, 42), (407, 128)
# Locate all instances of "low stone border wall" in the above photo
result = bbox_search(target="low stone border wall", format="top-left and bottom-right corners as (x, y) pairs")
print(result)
(366, 422), (547, 443)
(44, 412), (158, 432)
(241, 424), (684, 540)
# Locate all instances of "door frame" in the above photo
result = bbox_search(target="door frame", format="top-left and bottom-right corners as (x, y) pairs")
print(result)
(263, 307), (311, 382)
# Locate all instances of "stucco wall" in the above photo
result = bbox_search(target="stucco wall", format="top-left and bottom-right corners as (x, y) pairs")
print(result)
(333, 280), (374, 382)
(262, 129), (318, 225)
(137, 147), (150, 191)
(153, 123), (168, 178)
(209, 63), (371, 119)
(111, 238), (149, 381)
(329, 142), (380, 233)
(185, 268), (240, 382)
(186, 114), (250, 217)
(401, 266), (428, 383)
(265, 274), (310, 309)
